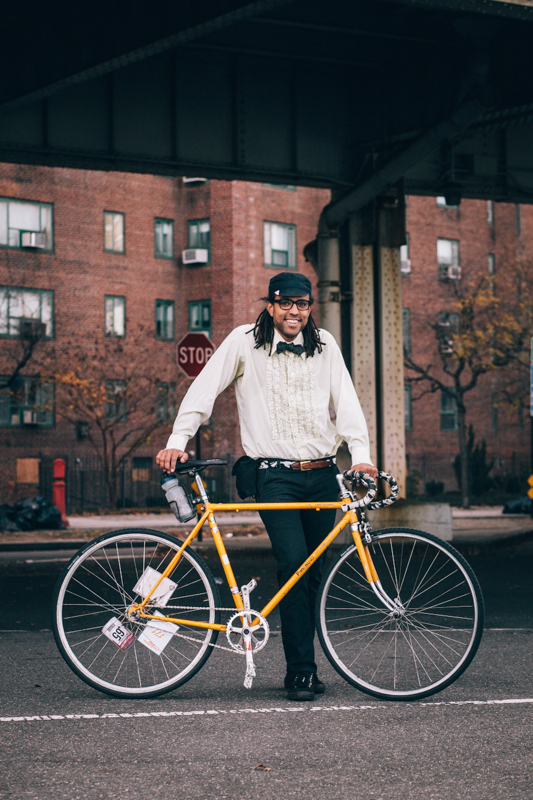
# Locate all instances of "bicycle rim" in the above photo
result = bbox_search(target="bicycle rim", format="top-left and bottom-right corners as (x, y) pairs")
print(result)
(53, 529), (220, 697)
(318, 528), (484, 700)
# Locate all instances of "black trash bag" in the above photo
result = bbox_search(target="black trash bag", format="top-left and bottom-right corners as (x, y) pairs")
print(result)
(0, 503), (20, 533)
(11, 496), (64, 530)
(502, 496), (532, 515)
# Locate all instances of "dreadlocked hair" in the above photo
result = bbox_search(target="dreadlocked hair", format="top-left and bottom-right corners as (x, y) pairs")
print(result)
(248, 301), (325, 357)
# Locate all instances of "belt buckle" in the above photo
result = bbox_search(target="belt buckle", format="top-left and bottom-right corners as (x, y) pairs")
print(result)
(299, 460), (313, 471)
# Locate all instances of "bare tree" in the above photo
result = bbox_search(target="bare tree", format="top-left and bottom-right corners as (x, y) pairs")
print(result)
(404, 266), (532, 508)
(50, 335), (185, 508)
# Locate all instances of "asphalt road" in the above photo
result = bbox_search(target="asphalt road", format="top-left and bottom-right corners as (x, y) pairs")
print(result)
(1, 547), (532, 800)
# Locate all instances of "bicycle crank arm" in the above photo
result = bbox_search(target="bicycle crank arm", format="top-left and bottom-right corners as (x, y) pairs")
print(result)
(242, 627), (256, 688)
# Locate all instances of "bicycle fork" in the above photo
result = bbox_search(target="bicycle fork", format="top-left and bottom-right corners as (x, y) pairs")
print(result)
(350, 522), (405, 617)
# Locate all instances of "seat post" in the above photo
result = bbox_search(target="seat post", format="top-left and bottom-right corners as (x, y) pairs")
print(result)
(193, 472), (209, 502)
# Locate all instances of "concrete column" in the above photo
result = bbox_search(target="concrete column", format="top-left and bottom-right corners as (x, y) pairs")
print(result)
(349, 205), (406, 496)
(378, 242), (406, 496)
(317, 231), (341, 346)
(349, 213), (378, 467)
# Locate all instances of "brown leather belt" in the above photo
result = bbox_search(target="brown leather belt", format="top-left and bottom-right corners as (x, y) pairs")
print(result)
(290, 458), (335, 471)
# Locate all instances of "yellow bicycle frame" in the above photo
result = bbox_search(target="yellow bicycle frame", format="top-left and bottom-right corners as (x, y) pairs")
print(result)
(128, 500), (380, 631)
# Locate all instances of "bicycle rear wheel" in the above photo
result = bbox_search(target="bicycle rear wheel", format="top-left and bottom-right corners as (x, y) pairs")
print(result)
(53, 529), (220, 698)
(317, 528), (484, 700)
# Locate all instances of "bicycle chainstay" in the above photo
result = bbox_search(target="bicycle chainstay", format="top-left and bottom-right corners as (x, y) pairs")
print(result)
(140, 604), (260, 655)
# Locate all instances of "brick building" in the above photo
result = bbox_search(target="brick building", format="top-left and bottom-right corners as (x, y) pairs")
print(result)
(402, 196), (531, 494)
(0, 160), (529, 507)
(0, 165), (327, 507)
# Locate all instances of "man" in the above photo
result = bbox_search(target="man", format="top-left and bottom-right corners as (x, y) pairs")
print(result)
(156, 271), (377, 701)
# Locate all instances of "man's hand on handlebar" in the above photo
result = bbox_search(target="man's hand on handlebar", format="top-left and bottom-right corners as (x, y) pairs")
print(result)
(351, 463), (378, 480)
(155, 449), (189, 472)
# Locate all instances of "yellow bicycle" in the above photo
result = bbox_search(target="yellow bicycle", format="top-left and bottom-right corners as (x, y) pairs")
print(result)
(52, 459), (484, 701)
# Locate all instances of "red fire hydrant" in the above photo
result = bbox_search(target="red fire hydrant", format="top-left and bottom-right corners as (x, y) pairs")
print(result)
(53, 458), (69, 527)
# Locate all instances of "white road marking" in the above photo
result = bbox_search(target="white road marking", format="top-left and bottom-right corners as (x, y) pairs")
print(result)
(1, 698), (532, 724)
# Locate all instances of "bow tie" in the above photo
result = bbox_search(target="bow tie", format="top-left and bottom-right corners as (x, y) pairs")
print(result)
(276, 341), (305, 355)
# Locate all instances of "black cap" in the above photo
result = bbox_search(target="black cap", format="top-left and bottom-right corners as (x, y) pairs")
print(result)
(268, 272), (313, 300)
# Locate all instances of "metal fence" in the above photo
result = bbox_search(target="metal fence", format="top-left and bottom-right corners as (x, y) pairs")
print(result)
(406, 452), (529, 496)
(39, 453), (236, 513)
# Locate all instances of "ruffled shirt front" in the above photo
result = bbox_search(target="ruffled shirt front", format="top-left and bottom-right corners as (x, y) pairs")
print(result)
(166, 324), (372, 465)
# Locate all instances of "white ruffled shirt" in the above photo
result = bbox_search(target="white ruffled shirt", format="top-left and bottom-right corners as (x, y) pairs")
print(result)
(166, 324), (372, 465)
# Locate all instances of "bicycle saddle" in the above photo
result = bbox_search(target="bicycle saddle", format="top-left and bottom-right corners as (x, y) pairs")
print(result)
(168, 458), (228, 475)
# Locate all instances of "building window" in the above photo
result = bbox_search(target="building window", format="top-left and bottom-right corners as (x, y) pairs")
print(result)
(437, 238), (460, 280)
(515, 204), (521, 237)
(154, 219), (174, 259)
(437, 312), (460, 355)
(105, 380), (127, 422)
(188, 219), (210, 258)
(0, 287), (53, 338)
(436, 196), (457, 209)
(156, 382), (176, 423)
(404, 385), (412, 431)
(189, 300), (211, 337)
(263, 184), (296, 191)
(105, 296), (125, 337)
(488, 254), (495, 276)
(400, 233), (411, 274)
(440, 392), (458, 431)
(402, 308), (411, 354)
(104, 211), (125, 253)
(132, 456), (152, 482)
(155, 300), (174, 340)
(264, 221), (296, 269)
(0, 377), (54, 427)
(487, 200), (494, 226)
(0, 197), (53, 251)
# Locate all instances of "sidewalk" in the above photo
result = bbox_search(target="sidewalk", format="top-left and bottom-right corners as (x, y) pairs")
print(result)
(0, 506), (532, 553)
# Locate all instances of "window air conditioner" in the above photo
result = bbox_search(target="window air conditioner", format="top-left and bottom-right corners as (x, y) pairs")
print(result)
(21, 231), (46, 248)
(438, 264), (462, 281)
(182, 177), (208, 185)
(182, 248), (209, 265)
(400, 259), (411, 275)
(20, 320), (46, 340)
(447, 265), (461, 280)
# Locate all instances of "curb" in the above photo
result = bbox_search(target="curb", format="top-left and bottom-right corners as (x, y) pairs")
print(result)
(2, 529), (533, 555)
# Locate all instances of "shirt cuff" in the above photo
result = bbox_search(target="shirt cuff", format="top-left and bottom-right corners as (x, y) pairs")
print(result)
(348, 448), (373, 467)
(165, 433), (189, 452)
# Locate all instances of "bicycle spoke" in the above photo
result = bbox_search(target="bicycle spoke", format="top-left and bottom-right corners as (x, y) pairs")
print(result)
(319, 531), (483, 698)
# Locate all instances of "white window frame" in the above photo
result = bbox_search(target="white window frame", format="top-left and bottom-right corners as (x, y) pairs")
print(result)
(0, 197), (53, 251)
(263, 221), (296, 269)
(105, 295), (126, 337)
(0, 286), (54, 338)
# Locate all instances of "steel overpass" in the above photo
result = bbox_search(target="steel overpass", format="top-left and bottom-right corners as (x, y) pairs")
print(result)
(2, 0), (533, 487)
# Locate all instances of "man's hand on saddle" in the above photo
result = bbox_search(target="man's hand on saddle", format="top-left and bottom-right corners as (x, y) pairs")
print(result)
(351, 462), (378, 480)
(156, 449), (189, 472)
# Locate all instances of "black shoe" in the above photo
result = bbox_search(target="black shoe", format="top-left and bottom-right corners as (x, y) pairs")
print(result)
(284, 672), (325, 694)
(286, 672), (315, 701)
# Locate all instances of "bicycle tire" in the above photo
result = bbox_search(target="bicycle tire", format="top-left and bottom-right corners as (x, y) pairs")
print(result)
(52, 528), (220, 698)
(317, 527), (484, 700)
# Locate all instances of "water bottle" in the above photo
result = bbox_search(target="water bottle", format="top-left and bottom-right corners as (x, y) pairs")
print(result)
(161, 475), (196, 523)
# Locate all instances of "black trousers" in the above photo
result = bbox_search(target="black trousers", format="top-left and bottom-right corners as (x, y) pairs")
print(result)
(256, 464), (339, 675)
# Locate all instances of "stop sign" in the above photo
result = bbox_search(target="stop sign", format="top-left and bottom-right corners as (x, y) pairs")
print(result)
(176, 332), (216, 378)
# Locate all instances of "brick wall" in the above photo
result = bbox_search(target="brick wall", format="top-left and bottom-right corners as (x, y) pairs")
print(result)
(403, 196), (532, 491)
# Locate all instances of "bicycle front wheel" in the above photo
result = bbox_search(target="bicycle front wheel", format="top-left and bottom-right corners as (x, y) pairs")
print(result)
(317, 528), (484, 700)
(53, 529), (220, 698)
